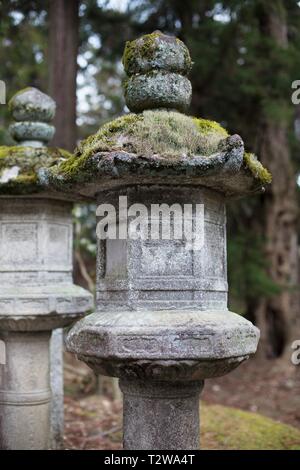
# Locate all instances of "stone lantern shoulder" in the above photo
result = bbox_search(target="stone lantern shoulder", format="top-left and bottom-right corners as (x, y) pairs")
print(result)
(41, 115), (271, 198)
(0, 145), (71, 196)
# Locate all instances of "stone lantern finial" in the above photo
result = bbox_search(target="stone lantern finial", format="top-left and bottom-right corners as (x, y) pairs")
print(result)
(123, 31), (192, 112)
(8, 87), (56, 147)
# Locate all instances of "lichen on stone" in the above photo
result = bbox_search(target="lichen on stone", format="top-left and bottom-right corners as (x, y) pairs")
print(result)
(122, 32), (192, 76)
(8, 87), (33, 112)
(42, 110), (271, 198)
(123, 32), (161, 74)
(85, 111), (227, 157)
(8, 87), (56, 123)
(243, 152), (272, 185)
(55, 110), (231, 180)
(0, 146), (72, 194)
(125, 71), (192, 113)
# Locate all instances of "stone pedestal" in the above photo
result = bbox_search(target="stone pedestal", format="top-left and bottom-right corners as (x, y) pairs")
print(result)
(120, 380), (203, 450)
(0, 331), (51, 450)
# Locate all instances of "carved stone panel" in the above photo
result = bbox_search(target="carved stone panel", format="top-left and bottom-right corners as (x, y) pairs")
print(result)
(96, 186), (227, 311)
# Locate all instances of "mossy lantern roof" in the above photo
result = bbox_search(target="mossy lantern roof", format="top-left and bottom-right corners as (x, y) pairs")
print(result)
(40, 32), (271, 198)
(0, 87), (74, 198)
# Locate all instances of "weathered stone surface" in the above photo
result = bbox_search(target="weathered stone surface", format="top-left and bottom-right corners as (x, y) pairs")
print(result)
(67, 309), (258, 381)
(123, 32), (192, 76)
(123, 32), (192, 113)
(9, 121), (55, 143)
(40, 136), (271, 198)
(9, 87), (55, 123)
(39, 111), (271, 198)
(0, 331), (51, 450)
(125, 72), (192, 113)
(50, 329), (64, 450)
(121, 380), (203, 450)
(93, 186), (228, 311)
(0, 199), (93, 332)
(0, 146), (75, 196)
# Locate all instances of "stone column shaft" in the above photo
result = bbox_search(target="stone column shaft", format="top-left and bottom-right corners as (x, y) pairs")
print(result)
(120, 379), (204, 450)
(0, 331), (51, 450)
(50, 329), (64, 449)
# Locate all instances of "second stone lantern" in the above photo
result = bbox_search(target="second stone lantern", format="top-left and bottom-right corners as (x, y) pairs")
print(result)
(0, 88), (93, 449)
(42, 32), (272, 450)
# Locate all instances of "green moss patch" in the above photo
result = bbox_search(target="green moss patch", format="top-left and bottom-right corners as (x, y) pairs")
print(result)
(47, 111), (271, 194)
(57, 111), (229, 180)
(201, 403), (300, 450)
(123, 32), (162, 73)
(243, 152), (272, 185)
(0, 146), (71, 195)
(122, 32), (192, 76)
(8, 87), (33, 112)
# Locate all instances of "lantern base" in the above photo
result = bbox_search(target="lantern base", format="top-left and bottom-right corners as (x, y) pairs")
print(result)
(120, 378), (204, 450)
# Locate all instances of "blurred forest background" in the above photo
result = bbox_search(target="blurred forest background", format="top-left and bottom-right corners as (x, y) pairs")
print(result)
(0, 0), (299, 363)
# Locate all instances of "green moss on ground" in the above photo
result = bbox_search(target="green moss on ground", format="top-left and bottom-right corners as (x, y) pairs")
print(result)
(0, 145), (72, 194)
(201, 403), (300, 450)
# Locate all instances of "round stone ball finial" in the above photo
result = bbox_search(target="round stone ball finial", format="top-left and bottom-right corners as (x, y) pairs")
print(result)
(123, 31), (193, 113)
(8, 87), (56, 147)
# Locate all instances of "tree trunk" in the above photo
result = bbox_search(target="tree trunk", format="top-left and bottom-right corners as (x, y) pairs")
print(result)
(48, 0), (79, 150)
(255, 1), (299, 358)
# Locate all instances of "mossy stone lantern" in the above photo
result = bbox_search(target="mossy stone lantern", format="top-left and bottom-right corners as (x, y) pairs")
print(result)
(0, 88), (93, 449)
(41, 32), (271, 450)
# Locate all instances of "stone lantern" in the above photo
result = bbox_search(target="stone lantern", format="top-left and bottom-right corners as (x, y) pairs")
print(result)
(0, 88), (93, 449)
(42, 32), (271, 450)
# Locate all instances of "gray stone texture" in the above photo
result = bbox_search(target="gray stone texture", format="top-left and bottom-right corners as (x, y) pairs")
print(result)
(0, 331), (51, 449)
(9, 121), (55, 143)
(120, 380), (204, 450)
(123, 31), (192, 113)
(123, 32), (192, 76)
(125, 72), (192, 113)
(50, 329), (64, 450)
(9, 87), (56, 122)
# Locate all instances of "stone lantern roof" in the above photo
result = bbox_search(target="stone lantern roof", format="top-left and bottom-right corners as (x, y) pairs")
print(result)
(0, 87), (74, 197)
(40, 31), (271, 199)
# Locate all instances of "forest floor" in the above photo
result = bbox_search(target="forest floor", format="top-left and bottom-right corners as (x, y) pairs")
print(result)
(64, 354), (300, 450)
